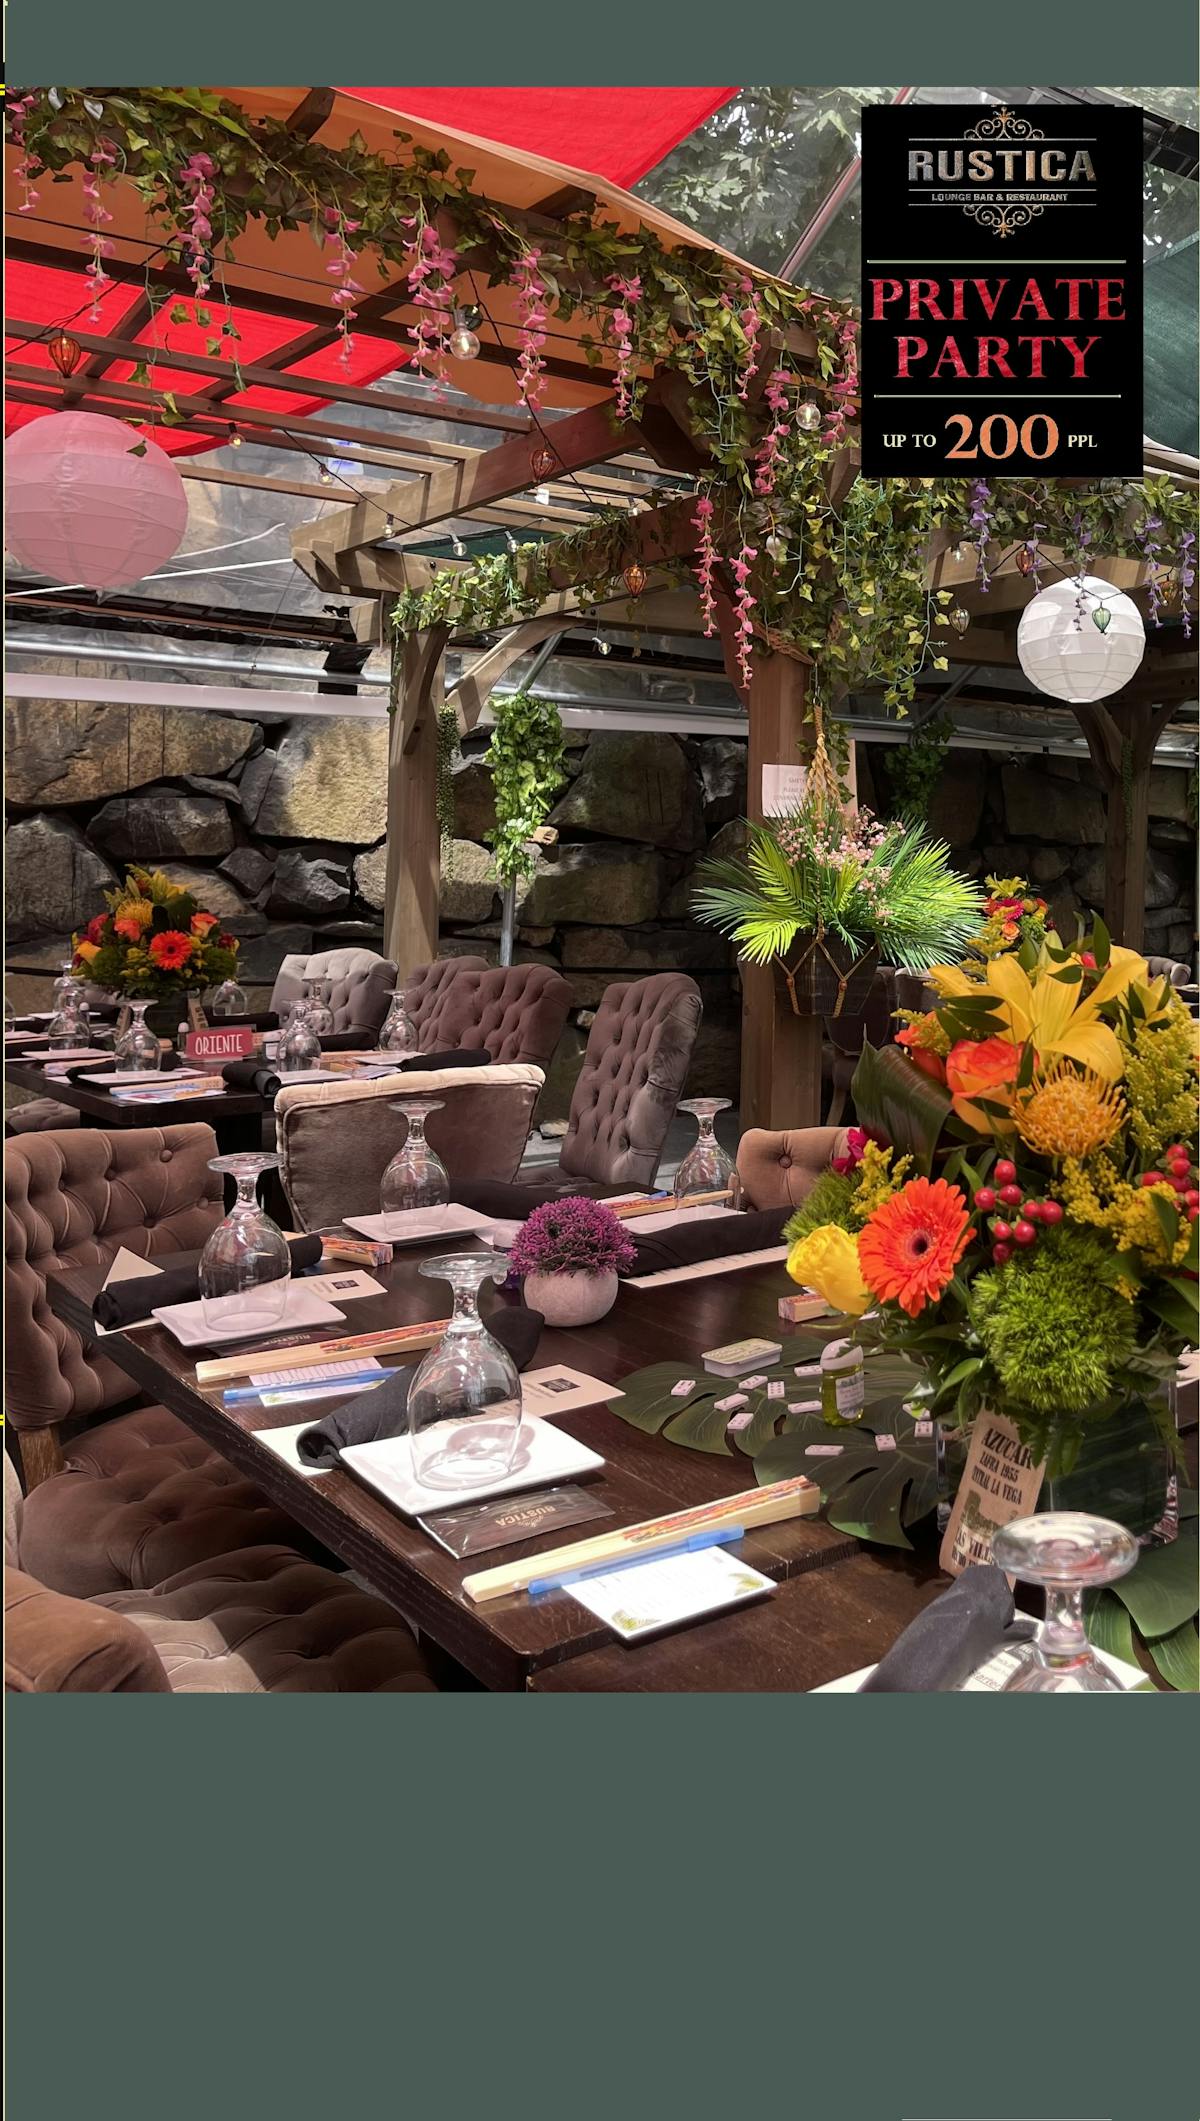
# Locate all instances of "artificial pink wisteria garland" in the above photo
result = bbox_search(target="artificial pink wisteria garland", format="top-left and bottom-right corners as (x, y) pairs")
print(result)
(607, 273), (643, 420)
(514, 247), (550, 412)
(754, 366), (791, 497)
(731, 541), (758, 688)
(177, 150), (217, 304)
(692, 492), (719, 638)
(324, 207), (364, 369)
(823, 314), (859, 448)
(735, 275), (762, 402)
(406, 220), (460, 390)
(82, 139), (117, 317)
(9, 95), (40, 215)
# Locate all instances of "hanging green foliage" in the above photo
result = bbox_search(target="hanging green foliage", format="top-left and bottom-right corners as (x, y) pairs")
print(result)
(484, 692), (567, 885)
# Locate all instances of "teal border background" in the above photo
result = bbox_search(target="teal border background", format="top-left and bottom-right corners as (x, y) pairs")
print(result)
(5, 24), (1198, 2116)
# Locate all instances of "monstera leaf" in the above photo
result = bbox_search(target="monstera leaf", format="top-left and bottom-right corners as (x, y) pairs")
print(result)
(851, 1039), (952, 1171)
(753, 1399), (939, 1549)
(1086, 1511), (1198, 1692)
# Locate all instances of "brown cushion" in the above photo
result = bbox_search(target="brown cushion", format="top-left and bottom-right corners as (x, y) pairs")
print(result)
(560, 973), (702, 1189)
(100, 1546), (438, 1693)
(736, 1127), (850, 1212)
(6, 1098), (82, 1134)
(406, 962), (573, 1070)
(5, 1123), (222, 1433)
(17, 1405), (304, 1598)
(6, 1566), (171, 1692)
(402, 956), (489, 1036)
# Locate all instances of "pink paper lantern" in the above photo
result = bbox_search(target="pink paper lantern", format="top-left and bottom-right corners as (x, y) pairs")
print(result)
(5, 411), (188, 589)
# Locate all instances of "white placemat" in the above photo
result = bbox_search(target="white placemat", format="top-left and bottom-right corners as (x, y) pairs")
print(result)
(152, 1285), (346, 1348)
(342, 1418), (605, 1517)
(626, 1244), (790, 1289)
(76, 1066), (207, 1086)
(344, 1205), (495, 1245)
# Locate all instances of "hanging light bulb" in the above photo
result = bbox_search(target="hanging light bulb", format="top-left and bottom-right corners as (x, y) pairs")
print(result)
(593, 633), (612, 656)
(622, 560), (647, 597)
(228, 427), (244, 449)
(382, 515), (397, 539)
(318, 462), (335, 485)
(47, 330), (84, 378)
(505, 530), (519, 554)
(765, 532), (787, 565)
(795, 401), (822, 433)
(530, 445), (558, 481)
(451, 534), (467, 558)
(448, 306), (481, 360)
(949, 605), (971, 636)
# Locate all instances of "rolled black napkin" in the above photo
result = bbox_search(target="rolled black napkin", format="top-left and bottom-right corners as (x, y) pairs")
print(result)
(92, 1233), (324, 1331)
(453, 1178), (622, 1218)
(221, 1058), (281, 1098)
(296, 1300), (545, 1468)
(400, 1047), (491, 1072)
(857, 1565), (1036, 1693)
(626, 1206), (787, 1278)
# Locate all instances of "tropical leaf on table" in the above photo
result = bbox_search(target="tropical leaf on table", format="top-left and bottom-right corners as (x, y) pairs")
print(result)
(607, 1364), (725, 1439)
(1146, 1618), (1199, 1692)
(753, 1402), (938, 1548)
(851, 1038), (953, 1171)
(1084, 1589), (1140, 1671)
(1110, 1520), (1199, 1640)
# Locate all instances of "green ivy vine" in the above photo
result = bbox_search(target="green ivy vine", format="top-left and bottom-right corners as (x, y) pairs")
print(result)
(484, 693), (567, 885)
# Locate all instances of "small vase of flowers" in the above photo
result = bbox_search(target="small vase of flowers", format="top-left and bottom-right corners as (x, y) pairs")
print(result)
(509, 1198), (637, 1328)
(72, 866), (241, 1031)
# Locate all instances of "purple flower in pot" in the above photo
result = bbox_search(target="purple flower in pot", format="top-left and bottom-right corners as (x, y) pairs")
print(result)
(508, 1198), (637, 1328)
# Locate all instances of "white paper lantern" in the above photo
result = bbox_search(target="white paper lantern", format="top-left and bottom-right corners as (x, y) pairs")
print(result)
(1016, 574), (1146, 704)
(5, 411), (188, 590)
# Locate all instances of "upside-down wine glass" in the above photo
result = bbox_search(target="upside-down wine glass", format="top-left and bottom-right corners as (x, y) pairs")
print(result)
(991, 1512), (1140, 1693)
(378, 990), (421, 1059)
(198, 1152), (292, 1337)
(278, 1000), (323, 1074)
(380, 1098), (450, 1226)
(673, 1098), (740, 1205)
(407, 1251), (523, 1489)
(304, 978), (336, 1041)
(50, 960), (78, 1013)
(47, 982), (92, 1050)
(211, 976), (248, 1018)
(113, 998), (161, 1071)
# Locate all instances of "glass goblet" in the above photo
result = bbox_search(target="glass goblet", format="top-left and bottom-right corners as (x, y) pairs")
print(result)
(380, 1099), (450, 1225)
(47, 985), (92, 1050)
(278, 1008), (323, 1074)
(114, 998), (161, 1071)
(198, 1152), (291, 1337)
(50, 960), (78, 1012)
(673, 1097), (740, 1205)
(304, 978), (336, 1041)
(211, 977), (248, 1018)
(378, 991), (420, 1059)
(992, 1512), (1140, 1694)
(407, 1251), (523, 1490)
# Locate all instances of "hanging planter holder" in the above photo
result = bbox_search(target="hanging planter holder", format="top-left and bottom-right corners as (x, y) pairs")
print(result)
(777, 931), (879, 1021)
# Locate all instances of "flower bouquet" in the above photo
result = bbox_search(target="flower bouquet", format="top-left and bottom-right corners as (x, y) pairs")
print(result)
(72, 867), (240, 1005)
(787, 907), (1198, 1524)
(510, 1198), (636, 1328)
(693, 774), (982, 1020)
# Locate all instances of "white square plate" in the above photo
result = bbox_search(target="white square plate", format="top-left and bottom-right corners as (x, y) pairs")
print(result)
(342, 1418), (605, 1517)
(152, 1285), (346, 1348)
(344, 1205), (495, 1246)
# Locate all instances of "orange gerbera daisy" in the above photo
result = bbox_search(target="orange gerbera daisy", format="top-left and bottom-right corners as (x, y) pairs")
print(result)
(147, 929), (194, 973)
(858, 1176), (972, 1318)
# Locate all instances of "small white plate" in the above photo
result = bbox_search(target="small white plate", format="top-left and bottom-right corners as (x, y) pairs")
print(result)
(344, 1206), (495, 1246)
(152, 1286), (346, 1349)
(342, 1417), (605, 1518)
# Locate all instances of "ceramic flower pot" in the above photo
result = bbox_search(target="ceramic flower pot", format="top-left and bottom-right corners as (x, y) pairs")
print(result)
(523, 1269), (619, 1329)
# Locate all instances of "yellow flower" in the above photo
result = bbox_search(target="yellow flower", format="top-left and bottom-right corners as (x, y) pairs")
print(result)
(853, 1140), (913, 1218)
(113, 896), (154, 932)
(73, 940), (100, 964)
(787, 1225), (870, 1317)
(1059, 1158), (1192, 1271)
(927, 943), (1145, 1081)
(1014, 1064), (1126, 1160)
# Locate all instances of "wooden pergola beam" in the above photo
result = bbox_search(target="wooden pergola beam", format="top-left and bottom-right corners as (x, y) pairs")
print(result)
(1072, 691), (1179, 950)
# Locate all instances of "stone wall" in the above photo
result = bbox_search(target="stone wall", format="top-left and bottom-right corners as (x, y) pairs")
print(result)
(5, 696), (1196, 1121)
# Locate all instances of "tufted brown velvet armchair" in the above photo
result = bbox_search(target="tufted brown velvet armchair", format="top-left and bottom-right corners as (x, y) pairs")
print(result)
(736, 1127), (851, 1212)
(399, 958), (573, 1072)
(559, 973), (702, 1190)
(270, 947), (398, 1040)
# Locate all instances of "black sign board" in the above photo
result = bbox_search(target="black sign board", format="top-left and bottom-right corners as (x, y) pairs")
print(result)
(859, 101), (1143, 477)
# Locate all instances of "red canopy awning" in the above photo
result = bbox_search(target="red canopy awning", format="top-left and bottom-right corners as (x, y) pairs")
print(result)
(341, 86), (734, 189)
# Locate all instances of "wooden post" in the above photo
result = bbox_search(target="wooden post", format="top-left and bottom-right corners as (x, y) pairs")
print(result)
(739, 642), (823, 1131)
(1072, 692), (1175, 949)
(384, 624), (450, 972)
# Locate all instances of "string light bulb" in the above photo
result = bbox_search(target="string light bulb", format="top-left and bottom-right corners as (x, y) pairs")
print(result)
(593, 633), (612, 656)
(449, 306), (481, 360)
(950, 542), (967, 565)
(504, 530), (519, 554)
(228, 427), (243, 449)
(382, 515), (396, 539)
(318, 462), (335, 485)
(795, 401), (822, 433)
(451, 534), (467, 558)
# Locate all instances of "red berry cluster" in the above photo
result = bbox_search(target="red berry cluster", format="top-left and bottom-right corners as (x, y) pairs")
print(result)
(973, 1160), (1064, 1265)
(1138, 1144), (1200, 1223)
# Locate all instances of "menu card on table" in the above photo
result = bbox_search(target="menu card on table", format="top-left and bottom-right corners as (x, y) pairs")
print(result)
(567, 1544), (776, 1642)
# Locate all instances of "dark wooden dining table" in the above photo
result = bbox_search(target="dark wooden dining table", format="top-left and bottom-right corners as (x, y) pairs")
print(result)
(45, 1241), (952, 1692)
(6, 1056), (269, 1155)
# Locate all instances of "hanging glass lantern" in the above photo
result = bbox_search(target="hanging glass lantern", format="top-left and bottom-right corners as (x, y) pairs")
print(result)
(1015, 544), (1038, 577)
(622, 560), (647, 597)
(47, 330), (85, 378)
(530, 444), (558, 481)
(949, 605), (971, 636)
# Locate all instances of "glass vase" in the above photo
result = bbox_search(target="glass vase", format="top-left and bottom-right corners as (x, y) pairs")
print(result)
(406, 1252), (523, 1490)
(198, 1152), (291, 1337)
(1041, 1397), (1172, 1540)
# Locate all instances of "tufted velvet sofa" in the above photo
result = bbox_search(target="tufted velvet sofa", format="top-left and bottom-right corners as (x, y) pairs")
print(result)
(4, 1462), (435, 1693)
(275, 1062), (545, 1228)
(558, 973), (702, 1190)
(736, 1126), (851, 1212)
(270, 947), (398, 1040)
(401, 961), (573, 1073)
(5, 1123), (307, 1590)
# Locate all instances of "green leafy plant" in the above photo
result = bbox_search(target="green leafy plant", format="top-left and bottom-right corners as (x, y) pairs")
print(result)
(1087, 1502), (1198, 1691)
(882, 713), (953, 821)
(483, 692), (566, 885)
(693, 797), (982, 974)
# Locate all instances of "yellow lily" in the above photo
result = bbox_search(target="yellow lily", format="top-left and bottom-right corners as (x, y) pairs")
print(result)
(928, 946), (1146, 1081)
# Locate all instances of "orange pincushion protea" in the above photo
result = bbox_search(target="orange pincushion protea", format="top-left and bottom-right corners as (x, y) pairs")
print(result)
(858, 1176), (972, 1318)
